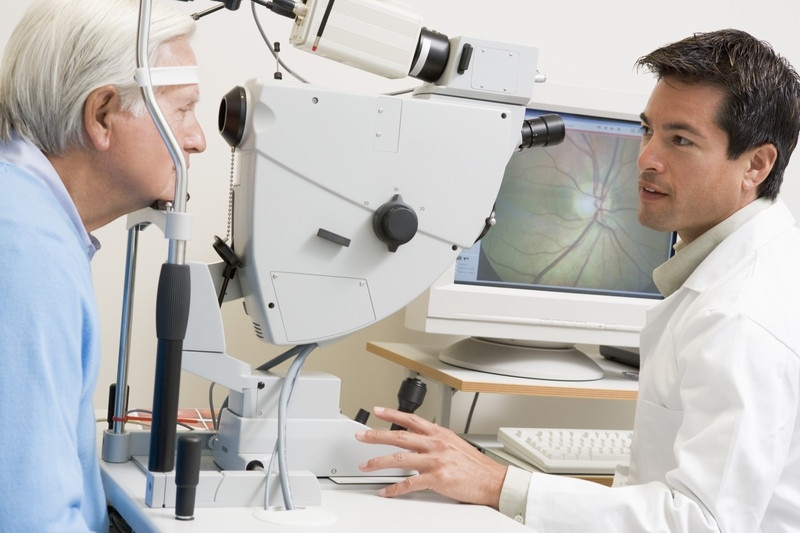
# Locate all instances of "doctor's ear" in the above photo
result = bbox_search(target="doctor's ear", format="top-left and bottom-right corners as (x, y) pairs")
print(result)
(83, 85), (121, 152)
(743, 143), (778, 193)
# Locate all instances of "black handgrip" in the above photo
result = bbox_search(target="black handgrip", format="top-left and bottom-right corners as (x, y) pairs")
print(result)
(390, 377), (427, 430)
(148, 263), (191, 473)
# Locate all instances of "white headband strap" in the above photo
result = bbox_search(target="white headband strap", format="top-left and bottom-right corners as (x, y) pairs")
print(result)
(134, 66), (200, 87)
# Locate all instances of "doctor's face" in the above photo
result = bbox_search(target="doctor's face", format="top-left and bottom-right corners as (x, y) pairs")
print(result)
(636, 78), (758, 243)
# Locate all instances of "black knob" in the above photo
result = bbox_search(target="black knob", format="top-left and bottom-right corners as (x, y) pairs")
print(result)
(175, 434), (202, 521)
(390, 377), (427, 431)
(355, 408), (371, 425)
(373, 194), (418, 252)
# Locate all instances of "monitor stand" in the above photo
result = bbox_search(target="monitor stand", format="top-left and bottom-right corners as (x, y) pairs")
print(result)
(439, 337), (604, 381)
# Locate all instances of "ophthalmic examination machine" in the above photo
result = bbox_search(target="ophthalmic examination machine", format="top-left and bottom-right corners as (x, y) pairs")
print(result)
(101, 0), (565, 523)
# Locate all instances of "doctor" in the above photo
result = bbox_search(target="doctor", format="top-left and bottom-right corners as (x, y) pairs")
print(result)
(357, 29), (800, 531)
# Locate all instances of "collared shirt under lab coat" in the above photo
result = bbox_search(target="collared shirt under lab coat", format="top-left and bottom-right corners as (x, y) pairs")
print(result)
(515, 199), (800, 531)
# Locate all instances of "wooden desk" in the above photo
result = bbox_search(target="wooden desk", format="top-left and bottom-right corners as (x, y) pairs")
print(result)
(365, 342), (638, 427)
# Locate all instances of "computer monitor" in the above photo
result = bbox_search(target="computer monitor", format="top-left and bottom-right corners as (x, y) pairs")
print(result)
(405, 87), (675, 381)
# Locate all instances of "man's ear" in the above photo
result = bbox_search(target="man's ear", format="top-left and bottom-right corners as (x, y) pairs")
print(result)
(83, 85), (119, 152)
(743, 143), (778, 193)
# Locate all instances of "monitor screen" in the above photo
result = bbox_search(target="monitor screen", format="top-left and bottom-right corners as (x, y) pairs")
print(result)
(405, 98), (675, 381)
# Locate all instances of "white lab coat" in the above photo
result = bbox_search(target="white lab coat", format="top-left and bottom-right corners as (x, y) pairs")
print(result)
(523, 200), (800, 532)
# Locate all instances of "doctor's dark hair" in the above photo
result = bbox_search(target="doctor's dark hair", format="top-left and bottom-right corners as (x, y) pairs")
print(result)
(635, 29), (800, 200)
(0, 0), (195, 156)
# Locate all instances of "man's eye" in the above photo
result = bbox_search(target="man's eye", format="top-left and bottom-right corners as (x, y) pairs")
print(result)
(639, 125), (652, 136)
(673, 136), (692, 146)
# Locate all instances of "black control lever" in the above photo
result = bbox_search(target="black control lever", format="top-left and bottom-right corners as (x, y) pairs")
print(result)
(390, 377), (427, 430)
(175, 434), (202, 521)
(212, 236), (242, 306)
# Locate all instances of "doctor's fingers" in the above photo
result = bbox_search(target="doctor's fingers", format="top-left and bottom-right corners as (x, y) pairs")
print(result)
(369, 406), (441, 436)
(365, 449), (496, 505)
(378, 472), (434, 499)
(355, 425), (440, 454)
(358, 446), (425, 474)
(357, 428), (476, 476)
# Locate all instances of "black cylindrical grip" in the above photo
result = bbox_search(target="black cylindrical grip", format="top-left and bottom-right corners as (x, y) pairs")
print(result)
(175, 434), (202, 520)
(149, 263), (191, 473)
(155, 263), (191, 340)
(398, 377), (427, 407)
(148, 339), (183, 472)
(390, 377), (427, 430)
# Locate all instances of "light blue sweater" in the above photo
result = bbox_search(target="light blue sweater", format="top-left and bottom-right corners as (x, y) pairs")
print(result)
(0, 134), (107, 532)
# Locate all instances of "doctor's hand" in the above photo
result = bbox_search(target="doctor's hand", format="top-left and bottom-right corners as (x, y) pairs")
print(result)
(355, 406), (508, 509)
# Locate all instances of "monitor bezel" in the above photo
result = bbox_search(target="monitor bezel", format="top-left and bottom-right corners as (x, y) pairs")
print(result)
(404, 85), (673, 379)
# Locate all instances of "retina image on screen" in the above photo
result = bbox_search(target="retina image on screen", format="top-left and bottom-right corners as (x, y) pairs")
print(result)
(463, 109), (660, 299)
(406, 106), (675, 381)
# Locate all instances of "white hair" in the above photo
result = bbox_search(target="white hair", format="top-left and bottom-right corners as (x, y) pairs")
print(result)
(0, 0), (195, 155)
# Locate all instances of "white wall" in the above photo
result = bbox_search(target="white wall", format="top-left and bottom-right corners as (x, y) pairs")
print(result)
(3, 0), (800, 434)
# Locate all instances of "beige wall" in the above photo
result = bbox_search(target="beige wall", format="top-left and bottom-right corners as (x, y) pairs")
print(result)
(3, 0), (799, 434)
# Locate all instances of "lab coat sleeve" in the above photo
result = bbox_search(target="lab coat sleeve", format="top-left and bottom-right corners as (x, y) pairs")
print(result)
(499, 465), (532, 523)
(523, 310), (800, 532)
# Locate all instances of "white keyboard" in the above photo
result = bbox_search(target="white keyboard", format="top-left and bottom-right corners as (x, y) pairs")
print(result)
(497, 427), (632, 475)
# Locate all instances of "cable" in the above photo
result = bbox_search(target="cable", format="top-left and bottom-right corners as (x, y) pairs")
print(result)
(119, 409), (197, 431)
(251, 1), (309, 83)
(193, 0), (417, 94)
(276, 343), (317, 510)
(249, 1), (417, 95)
(262, 356), (307, 509)
(257, 344), (306, 371)
(463, 393), (480, 434)
(263, 438), (280, 509)
(259, 346), (311, 508)
(208, 382), (218, 431)
(217, 396), (229, 431)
